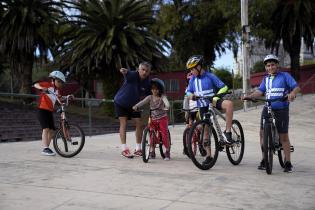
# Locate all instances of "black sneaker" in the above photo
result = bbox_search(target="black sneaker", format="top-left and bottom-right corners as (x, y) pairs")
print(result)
(284, 161), (293, 173)
(202, 156), (213, 165)
(224, 131), (233, 143)
(41, 148), (56, 156)
(258, 159), (266, 170)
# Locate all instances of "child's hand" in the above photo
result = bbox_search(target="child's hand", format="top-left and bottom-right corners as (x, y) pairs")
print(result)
(120, 68), (128, 75)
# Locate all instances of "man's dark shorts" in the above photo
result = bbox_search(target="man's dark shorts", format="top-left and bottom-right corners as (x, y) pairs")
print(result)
(114, 102), (141, 119)
(199, 99), (225, 119)
(38, 108), (56, 130)
(260, 106), (289, 133)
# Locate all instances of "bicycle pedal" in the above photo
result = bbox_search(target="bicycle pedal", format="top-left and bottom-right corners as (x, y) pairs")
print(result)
(72, 141), (78, 145)
(290, 146), (294, 152)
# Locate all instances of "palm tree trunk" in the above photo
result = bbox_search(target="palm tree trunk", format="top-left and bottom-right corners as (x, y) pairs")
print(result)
(12, 53), (34, 94)
(289, 32), (301, 81)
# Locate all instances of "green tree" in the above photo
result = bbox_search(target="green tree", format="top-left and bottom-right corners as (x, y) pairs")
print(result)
(269, 0), (315, 81)
(251, 61), (265, 73)
(58, 0), (167, 98)
(212, 67), (233, 89)
(0, 0), (65, 94)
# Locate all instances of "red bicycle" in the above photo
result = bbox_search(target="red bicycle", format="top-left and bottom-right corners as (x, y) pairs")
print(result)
(141, 109), (171, 163)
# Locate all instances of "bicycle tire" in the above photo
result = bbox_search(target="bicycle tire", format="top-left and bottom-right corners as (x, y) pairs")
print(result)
(277, 144), (285, 168)
(159, 129), (171, 158)
(53, 123), (85, 158)
(187, 120), (219, 170)
(142, 127), (151, 163)
(226, 120), (245, 165)
(263, 123), (273, 174)
(182, 127), (190, 157)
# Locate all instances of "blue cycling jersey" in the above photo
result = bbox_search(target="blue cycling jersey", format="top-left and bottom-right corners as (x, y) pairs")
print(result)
(114, 70), (151, 109)
(186, 71), (225, 107)
(258, 71), (298, 109)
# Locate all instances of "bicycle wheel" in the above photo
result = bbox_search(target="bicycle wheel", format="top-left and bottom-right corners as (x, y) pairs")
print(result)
(142, 127), (152, 163)
(226, 120), (245, 165)
(182, 127), (190, 157)
(263, 123), (273, 174)
(277, 144), (285, 168)
(53, 123), (85, 158)
(187, 120), (219, 170)
(159, 129), (171, 158)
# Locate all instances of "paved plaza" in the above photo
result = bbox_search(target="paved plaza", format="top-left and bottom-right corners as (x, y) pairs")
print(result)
(1, 94), (315, 210)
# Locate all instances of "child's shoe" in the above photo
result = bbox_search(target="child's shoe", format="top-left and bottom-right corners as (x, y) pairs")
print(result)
(164, 151), (170, 161)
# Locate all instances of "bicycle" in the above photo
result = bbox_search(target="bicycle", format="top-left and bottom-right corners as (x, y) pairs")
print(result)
(46, 90), (85, 158)
(243, 96), (294, 174)
(187, 94), (245, 170)
(141, 109), (171, 163)
(182, 107), (202, 158)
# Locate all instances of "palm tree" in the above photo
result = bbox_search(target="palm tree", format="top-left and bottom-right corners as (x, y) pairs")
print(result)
(57, 0), (167, 99)
(270, 0), (315, 81)
(0, 0), (65, 94)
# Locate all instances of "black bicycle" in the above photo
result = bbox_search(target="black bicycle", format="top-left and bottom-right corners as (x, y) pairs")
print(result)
(243, 96), (294, 174)
(187, 94), (245, 170)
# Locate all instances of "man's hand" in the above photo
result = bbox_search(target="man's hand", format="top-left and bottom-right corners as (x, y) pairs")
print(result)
(120, 68), (128, 75)
(287, 92), (296, 102)
(132, 106), (138, 111)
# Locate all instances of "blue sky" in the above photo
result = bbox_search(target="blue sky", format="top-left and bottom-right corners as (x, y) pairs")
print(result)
(213, 48), (234, 70)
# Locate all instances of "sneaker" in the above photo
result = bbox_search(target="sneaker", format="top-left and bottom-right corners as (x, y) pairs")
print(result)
(258, 159), (266, 170)
(149, 151), (156, 159)
(133, 149), (142, 157)
(121, 149), (134, 158)
(164, 151), (170, 161)
(202, 156), (213, 165)
(284, 161), (293, 173)
(224, 131), (233, 143)
(41, 148), (56, 156)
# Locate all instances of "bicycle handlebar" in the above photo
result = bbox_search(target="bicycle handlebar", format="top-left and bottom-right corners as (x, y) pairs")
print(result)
(193, 91), (232, 101)
(242, 96), (288, 103)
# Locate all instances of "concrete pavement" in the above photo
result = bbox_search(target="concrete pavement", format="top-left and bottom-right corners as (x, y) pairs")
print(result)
(0, 94), (315, 210)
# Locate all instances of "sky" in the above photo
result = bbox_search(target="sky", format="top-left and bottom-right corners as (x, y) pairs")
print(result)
(213, 48), (234, 70)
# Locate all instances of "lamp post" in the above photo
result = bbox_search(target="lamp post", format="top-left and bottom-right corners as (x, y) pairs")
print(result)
(241, 0), (250, 111)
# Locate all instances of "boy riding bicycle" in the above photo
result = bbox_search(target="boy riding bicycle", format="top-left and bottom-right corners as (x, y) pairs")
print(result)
(185, 55), (234, 165)
(242, 54), (300, 173)
(33, 70), (66, 156)
(132, 78), (171, 160)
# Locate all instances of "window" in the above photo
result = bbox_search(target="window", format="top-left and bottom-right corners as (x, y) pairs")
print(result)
(165, 79), (179, 92)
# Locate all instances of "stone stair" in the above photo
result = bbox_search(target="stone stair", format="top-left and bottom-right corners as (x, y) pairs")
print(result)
(0, 101), (134, 142)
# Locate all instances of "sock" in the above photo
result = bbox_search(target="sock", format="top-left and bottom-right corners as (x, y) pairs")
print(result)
(136, 143), (141, 151)
(121, 144), (128, 151)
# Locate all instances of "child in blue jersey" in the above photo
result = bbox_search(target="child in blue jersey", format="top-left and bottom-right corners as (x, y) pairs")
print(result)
(243, 54), (300, 173)
(114, 62), (151, 158)
(185, 55), (234, 165)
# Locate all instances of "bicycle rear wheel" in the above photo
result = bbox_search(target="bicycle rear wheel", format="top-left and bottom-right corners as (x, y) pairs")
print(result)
(182, 127), (190, 157)
(53, 123), (85, 158)
(159, 129), (171, 158)
(277, 144), (285, 168)
(188, 120), (219, 170)
(226, 120), (245, 165)
(263, 123), (273, 174)
(142, 127), (152, 163)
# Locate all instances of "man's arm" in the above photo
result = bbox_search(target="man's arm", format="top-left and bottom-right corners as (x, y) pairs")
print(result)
(288, 86), (300, 102)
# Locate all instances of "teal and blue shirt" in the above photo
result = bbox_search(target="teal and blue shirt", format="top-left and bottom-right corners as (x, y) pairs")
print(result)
(258, 71), (298, 109)
(186, 72), (225, 107)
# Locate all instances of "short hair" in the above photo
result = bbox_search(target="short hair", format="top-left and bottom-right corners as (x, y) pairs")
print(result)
(139, 61), (152, 70)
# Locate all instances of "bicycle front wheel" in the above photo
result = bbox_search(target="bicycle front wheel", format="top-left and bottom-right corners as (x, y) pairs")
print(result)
(187, 120), (219, 170)
(53, 123), (85, 158)
(226, 120), (245, 165)
(142, 127), (152, 163)
(182, 127), (190, 157)
(263, 123), (273, 174)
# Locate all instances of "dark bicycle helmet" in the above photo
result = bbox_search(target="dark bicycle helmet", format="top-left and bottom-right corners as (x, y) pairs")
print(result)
(263, 54), (279, 65)
(186, 55), (204, 70)
(150, 78), (165, 94)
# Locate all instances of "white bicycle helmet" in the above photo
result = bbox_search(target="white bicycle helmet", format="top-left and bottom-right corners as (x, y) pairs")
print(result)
(263, 54), (279, 64)
(49, 70), (66, 83)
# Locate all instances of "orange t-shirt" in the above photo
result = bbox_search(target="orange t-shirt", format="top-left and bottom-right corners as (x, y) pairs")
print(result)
(37, 81), (60, 112)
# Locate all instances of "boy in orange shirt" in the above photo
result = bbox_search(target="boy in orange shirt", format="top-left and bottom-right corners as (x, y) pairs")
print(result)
(33, 70), (66, 156)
